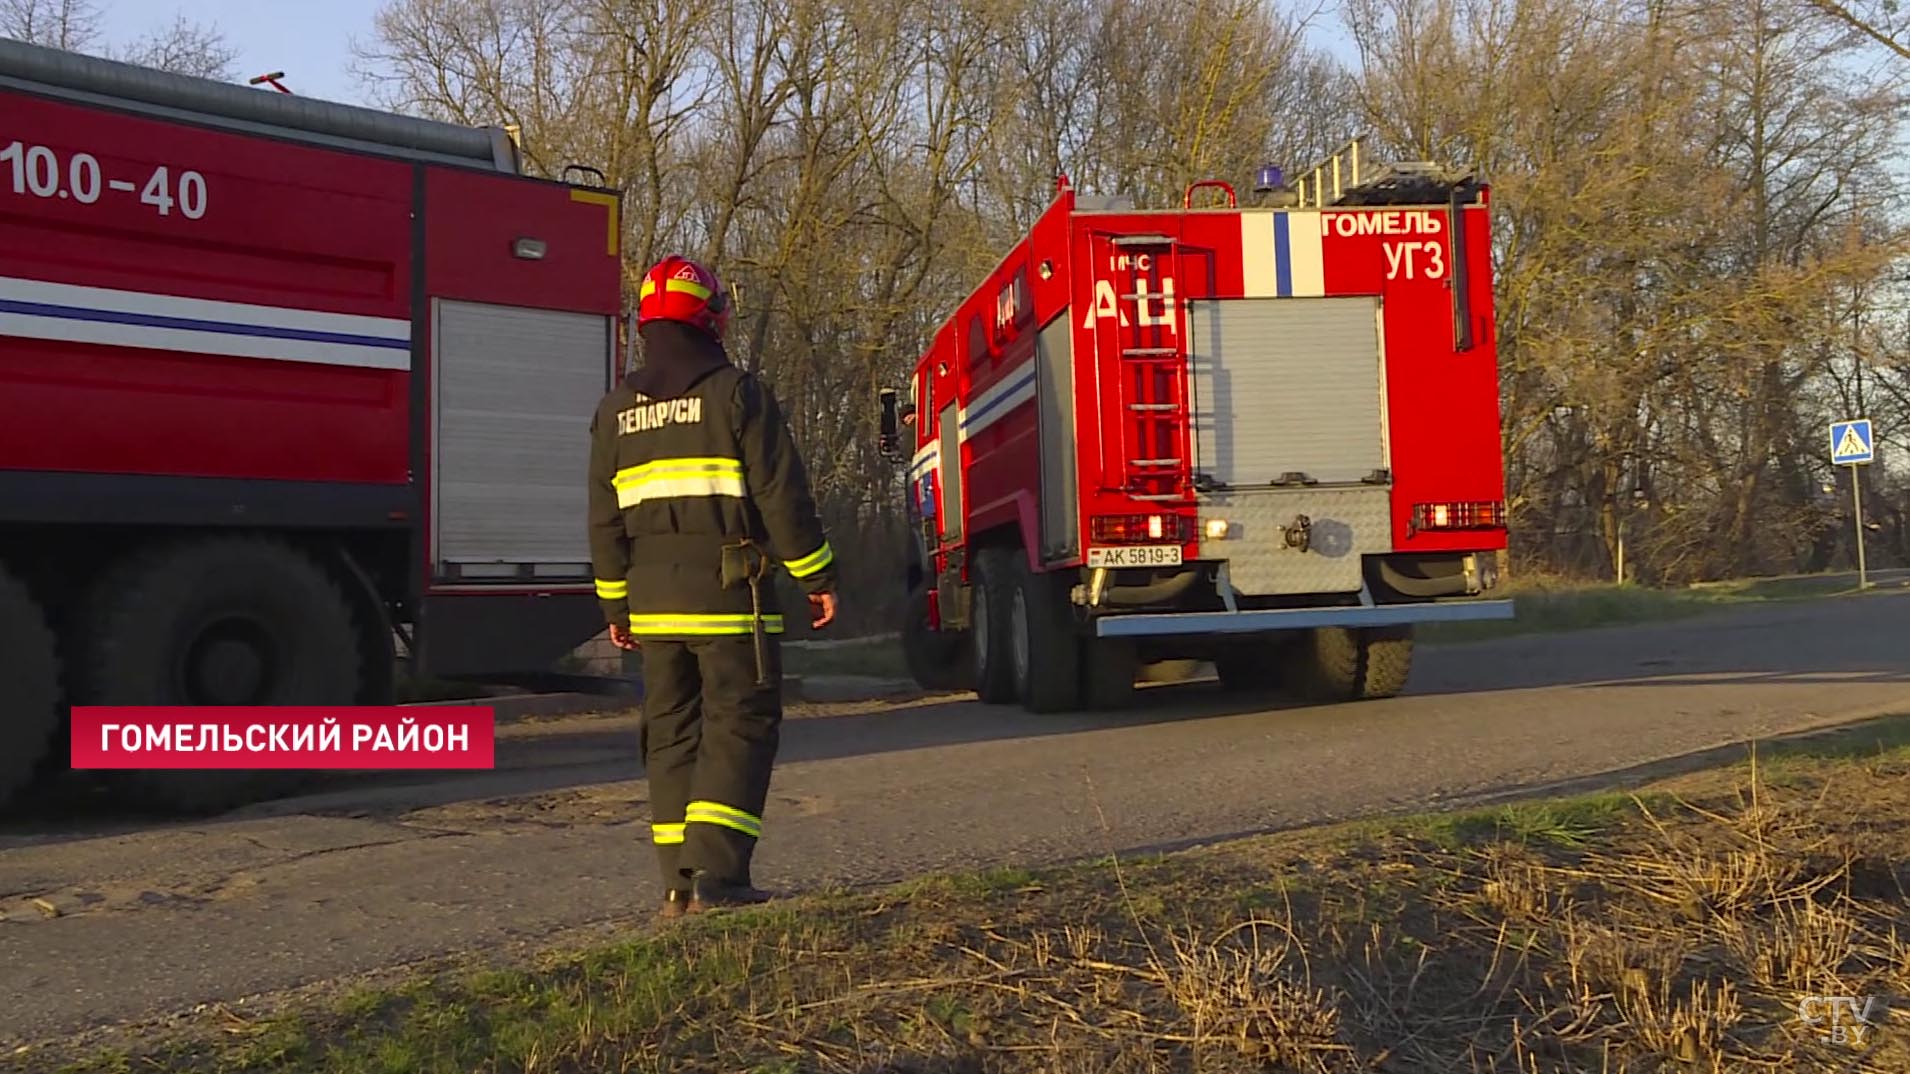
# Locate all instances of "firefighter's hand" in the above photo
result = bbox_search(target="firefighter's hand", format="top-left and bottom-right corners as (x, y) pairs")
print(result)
(808, 592), (837, 630)
(608, 623), (639, 651)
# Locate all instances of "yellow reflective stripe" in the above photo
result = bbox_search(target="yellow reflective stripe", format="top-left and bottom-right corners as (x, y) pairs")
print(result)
(612, 458), (745, 508)
(651, 822), (685, 845)
(616, 474), (745, 508)
(637, 278), (714, 301)
(611, 452), (737, 477)
(785, 541), (833, 579)
(595, 578), (628, 600)
(685, 799), (762, 839)
(627, 613), (785, 636)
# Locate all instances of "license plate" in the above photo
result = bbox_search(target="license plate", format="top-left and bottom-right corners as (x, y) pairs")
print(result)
(1086, 545), (1184, 569)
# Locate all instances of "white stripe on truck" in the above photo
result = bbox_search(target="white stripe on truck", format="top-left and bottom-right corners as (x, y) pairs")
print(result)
(0, 275), (412, 370)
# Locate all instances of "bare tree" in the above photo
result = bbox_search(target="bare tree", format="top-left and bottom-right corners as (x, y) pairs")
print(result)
(5, 0), (239, 80)
(0, 0), (102, 50)
(114, 12), (238, 79)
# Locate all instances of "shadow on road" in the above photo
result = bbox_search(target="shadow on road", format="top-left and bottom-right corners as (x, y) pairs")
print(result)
(5, 590), (1905, 843)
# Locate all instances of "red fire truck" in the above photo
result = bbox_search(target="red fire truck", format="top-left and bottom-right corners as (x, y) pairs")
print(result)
(0, 39), (625, 811)
(880, 146), (1515, 712)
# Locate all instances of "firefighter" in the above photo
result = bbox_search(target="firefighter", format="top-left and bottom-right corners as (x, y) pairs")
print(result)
(587, 255), (839, 917)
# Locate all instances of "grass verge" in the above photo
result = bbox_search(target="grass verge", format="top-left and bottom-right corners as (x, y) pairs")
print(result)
(48, 715), (1910, 1074)
(1420, 570), (1880, 645)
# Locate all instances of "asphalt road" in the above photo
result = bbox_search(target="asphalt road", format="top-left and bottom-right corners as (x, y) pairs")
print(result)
(2, 587), (1907, 1052)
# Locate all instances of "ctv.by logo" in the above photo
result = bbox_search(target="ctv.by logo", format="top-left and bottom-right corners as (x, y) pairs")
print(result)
(1797, 994), (1893, 1046)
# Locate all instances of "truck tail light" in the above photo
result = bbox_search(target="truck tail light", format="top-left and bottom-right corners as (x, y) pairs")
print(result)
(1091, 513), (1191, 544)
(1412, 501), (1506, 531)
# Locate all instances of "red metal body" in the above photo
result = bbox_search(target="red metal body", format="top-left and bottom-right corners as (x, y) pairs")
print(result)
(0, 44), (625, 679)
(2, 90), (419, 485)
(899, 161), (1512, 657)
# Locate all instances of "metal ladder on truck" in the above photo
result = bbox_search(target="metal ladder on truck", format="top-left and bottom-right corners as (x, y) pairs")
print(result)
(1104, 231), (1192, 505)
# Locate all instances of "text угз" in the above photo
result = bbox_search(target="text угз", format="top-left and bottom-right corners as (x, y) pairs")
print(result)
(68, 707), (496, 770)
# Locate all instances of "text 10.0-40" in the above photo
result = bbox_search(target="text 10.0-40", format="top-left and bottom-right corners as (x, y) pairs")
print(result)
(1, 141), (207, 220)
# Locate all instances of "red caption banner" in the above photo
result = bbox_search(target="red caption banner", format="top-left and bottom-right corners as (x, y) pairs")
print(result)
(69, 707), (496, 770)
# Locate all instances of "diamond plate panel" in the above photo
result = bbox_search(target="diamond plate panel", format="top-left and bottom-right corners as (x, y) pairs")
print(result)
(1195, 486), (1395, 596)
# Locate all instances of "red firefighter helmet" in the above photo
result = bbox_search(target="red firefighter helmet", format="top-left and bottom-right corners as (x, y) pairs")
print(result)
(636, 255), (730, 339)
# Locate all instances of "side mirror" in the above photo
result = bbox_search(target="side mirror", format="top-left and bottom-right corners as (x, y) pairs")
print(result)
(878, 388), (900, 458)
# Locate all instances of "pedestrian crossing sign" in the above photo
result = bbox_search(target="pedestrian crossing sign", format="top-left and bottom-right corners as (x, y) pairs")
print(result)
(1830, 419), (1874, 466)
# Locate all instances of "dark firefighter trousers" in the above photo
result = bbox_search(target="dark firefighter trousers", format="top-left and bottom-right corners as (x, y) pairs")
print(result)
(640, 633), (783, 890)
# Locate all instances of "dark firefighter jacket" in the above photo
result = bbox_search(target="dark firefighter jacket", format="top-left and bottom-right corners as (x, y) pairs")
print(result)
(587, 324), (837, 641)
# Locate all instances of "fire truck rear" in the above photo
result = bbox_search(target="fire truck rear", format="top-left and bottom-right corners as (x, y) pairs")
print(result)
(881, 145), (1515, 711)
(0, 40), (624, 811)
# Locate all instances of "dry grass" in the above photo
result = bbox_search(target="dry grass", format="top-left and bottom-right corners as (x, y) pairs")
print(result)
(53, 721), (1910, 1074)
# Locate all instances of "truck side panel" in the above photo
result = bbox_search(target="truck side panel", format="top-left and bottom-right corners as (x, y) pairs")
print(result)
(419, 168), (621, 590)
(908, 194), (1071, 582)
(0, 89), (414, 488)
(960, 252), (1040, 554)
(411, 163), (625, 675)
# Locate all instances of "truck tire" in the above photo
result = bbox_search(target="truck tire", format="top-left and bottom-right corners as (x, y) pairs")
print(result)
(901, 581), (969, 692)
(1282, 625), (1417, 703)
(76, 536), (365, 814)
(1008, 553), (1081, 713)
(1357, 625), (1414, 699)
(1282, 626), (1363, 703)
(968, 548), (1017, 704)
(1080, 637), (1138, 710)
(0, 565), (62, 811)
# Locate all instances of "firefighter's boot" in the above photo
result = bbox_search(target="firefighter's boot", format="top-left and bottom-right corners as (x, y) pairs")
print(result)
(657, 887), (693, 920)
(687, 873), (774, 914)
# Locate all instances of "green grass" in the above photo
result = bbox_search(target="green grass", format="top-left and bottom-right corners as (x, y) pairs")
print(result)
(1420, 569), (1876, 644)
(1372, 790), (1666, 851)
(1741, 712), (1910, 774)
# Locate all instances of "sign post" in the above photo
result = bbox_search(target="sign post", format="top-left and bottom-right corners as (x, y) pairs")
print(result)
(1829, 418), (1875, 589)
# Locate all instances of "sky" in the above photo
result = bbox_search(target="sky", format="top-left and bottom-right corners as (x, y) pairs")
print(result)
(98, 0), (387, 106)
(97, 1), (1366, 110)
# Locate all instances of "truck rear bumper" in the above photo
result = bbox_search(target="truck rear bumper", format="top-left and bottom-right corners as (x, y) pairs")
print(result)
(1091, 599), (1516, 638)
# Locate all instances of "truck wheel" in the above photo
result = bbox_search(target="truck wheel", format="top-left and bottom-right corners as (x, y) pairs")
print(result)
(0, 565), (62, 811)
(1282, 625), (1416, 703)
(76, 536), (365, 814)
(1358, 625), (1414, 699)
(1282, 626), (1363, 703)
(901, 582), (968, 692)
(968, 548), (1016, 704)
(1080, 637), (1138, 710)
(1008, 553), (1081, 713)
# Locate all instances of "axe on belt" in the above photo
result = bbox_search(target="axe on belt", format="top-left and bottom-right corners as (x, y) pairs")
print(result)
(721, 539), (774, 687)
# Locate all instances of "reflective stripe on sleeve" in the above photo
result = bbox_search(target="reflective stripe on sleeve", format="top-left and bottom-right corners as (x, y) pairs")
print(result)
(651, 822), (685, 845)
(613, 457), (744, 508)
(595, 578), (629, 600)
(627, 613), (785, 636)
(785, 540), (834, 579)
(685, 799), (763, 839)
